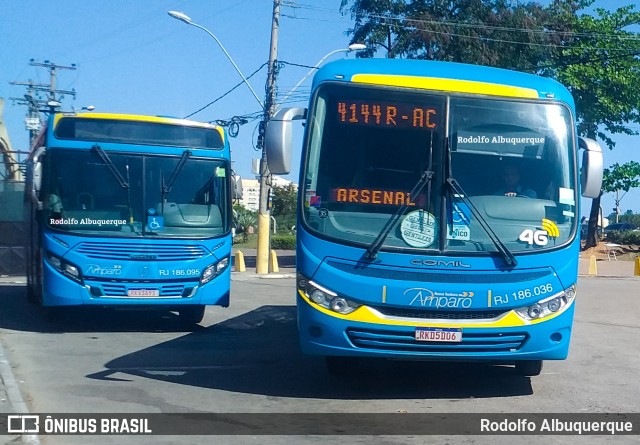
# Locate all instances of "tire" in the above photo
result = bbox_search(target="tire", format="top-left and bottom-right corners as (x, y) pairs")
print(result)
(30, 254), (45, 305)
(26, 279), (38, 304)
(178, 305), (206, 325)
(325, 356), (362, 377)
(515, 360), (543, 377)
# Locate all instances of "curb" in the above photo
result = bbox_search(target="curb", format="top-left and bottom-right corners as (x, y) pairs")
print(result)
(578, 274), (639, 279)
(0, 337), (41, 445)
(231, 272), (295, 280)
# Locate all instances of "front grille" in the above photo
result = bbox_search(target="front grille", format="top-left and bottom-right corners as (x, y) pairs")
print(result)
(373, 306), (507, 320)
(93, 283), (188, 298)
(327, 260), (550, 283)
(346, 327), (528, 353)
(76, 242), (207, 261)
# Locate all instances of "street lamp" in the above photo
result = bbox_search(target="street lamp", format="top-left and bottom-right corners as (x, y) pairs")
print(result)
(168, 11), (264, 109)
(277, 43), (367, 107)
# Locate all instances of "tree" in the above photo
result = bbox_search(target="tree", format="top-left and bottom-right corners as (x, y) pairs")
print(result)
(271, 184), (297, 216)
(340, 0), (553, 69)
(601, 161), (640, 223)
(234, 206), (257, 242)
(271, 184), (297, 234)
(620, 213), (640, 227)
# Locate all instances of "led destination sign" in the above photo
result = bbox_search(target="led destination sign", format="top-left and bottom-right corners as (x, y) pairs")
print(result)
(337, 100), (441, 129)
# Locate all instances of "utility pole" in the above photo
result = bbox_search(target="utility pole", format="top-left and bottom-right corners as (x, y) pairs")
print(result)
(255, 0), (280, 274)
(10, 60), (76, 144)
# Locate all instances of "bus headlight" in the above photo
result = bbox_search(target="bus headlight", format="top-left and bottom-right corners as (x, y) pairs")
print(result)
(298, 274), (361, 315)
(200, 256), (230, 285)
(515, 285), (576, 321)
(46, 252), (83, 284)
(64, 263), (80, 280)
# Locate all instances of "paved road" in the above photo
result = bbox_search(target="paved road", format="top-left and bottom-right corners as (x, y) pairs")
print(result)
(1, 273), (639, 444)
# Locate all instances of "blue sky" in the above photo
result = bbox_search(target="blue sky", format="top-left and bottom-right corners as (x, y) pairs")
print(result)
(1, 0), (638, 217)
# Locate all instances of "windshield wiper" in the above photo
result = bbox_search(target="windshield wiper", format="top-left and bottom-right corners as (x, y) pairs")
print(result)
(445, 178), (517, 268)
(159, 150), (191, 217)
(163, 150), (191, 195)
(92, 144), (129, 189)
(160, 150), (191, 208)
(92, 144), (135, 227)
(363, 169), (434, 260)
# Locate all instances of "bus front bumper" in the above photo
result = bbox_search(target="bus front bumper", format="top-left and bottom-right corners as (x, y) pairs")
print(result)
(41, 261), (230, 307)
(297, 293), (574, 361)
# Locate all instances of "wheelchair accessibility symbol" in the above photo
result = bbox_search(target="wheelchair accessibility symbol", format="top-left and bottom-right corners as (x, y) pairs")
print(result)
(147, 216), (164, 231)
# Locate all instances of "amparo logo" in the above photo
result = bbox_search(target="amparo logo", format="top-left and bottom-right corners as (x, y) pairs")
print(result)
(86, 264), (122, 276)
(404, 287), (474, 309)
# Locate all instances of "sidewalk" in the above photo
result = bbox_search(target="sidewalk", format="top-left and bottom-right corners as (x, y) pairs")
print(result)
(578, 256), (639, 278)
(231, 248), (296, 279)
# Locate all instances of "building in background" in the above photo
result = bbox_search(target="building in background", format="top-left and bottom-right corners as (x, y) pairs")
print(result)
(239, 178), (260, 211)
(238, 176), (297, 211)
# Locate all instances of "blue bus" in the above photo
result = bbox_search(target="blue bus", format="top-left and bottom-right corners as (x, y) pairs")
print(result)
(25, 113), (233, 324)
(266, 59), (603, 376)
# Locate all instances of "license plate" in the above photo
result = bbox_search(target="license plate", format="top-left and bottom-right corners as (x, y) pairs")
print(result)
(127, 289), (159, 297)
(415, 327), (463, 343)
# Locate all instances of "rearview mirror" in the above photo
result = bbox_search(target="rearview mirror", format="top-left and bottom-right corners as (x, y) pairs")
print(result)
(264, 107), (306, 175)
(578, 137), (603, 199)
(231, 173), (243, 200)
(29, 146), (46, 210)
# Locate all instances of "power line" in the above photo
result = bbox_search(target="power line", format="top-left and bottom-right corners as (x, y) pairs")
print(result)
(534, 49), (640, 70)
(9, 60), (77, 143)
(183, 62), (268, 119)
(283, 1), (640, 42)
(280, 60), (320, 70)
(283, 12), (640, 52)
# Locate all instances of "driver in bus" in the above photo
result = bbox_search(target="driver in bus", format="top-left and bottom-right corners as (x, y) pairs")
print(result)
(494, 164), (537, 198)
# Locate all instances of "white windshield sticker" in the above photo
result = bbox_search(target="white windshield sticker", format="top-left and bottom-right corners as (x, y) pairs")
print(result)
(559, 187), (575, 206)
(400, 210), (437, 248)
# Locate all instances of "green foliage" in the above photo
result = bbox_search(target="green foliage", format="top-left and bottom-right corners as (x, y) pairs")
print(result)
(549, 3), (640, 147)
(275, 214), (296, 234)
(619, 213), (640, 227)
(270, 235), (296, 250)
(271, 184), (297, 234)
(601, 161), (640, 193)
(232, 233), (257, 249)
(271, 184), (297, 216)
(233, 207), (257, 242)
(606, 230), (640, 245)
(340, 0), (553, 70)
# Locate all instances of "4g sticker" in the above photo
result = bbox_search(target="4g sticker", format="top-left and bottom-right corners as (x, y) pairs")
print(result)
(519, 219), (560, 246)
(518, 229), (549, 246)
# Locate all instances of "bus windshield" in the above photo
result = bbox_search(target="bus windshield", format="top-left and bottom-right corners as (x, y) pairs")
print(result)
(302, 83), (577, 254)
(42, 149), (230, 238)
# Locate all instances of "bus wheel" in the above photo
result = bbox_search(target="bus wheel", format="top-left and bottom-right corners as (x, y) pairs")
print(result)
(515, 360), (543, 377)
(179, 305), (206, 325)
(31, 257), (45, 305)
(325, 356), (362, 377)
